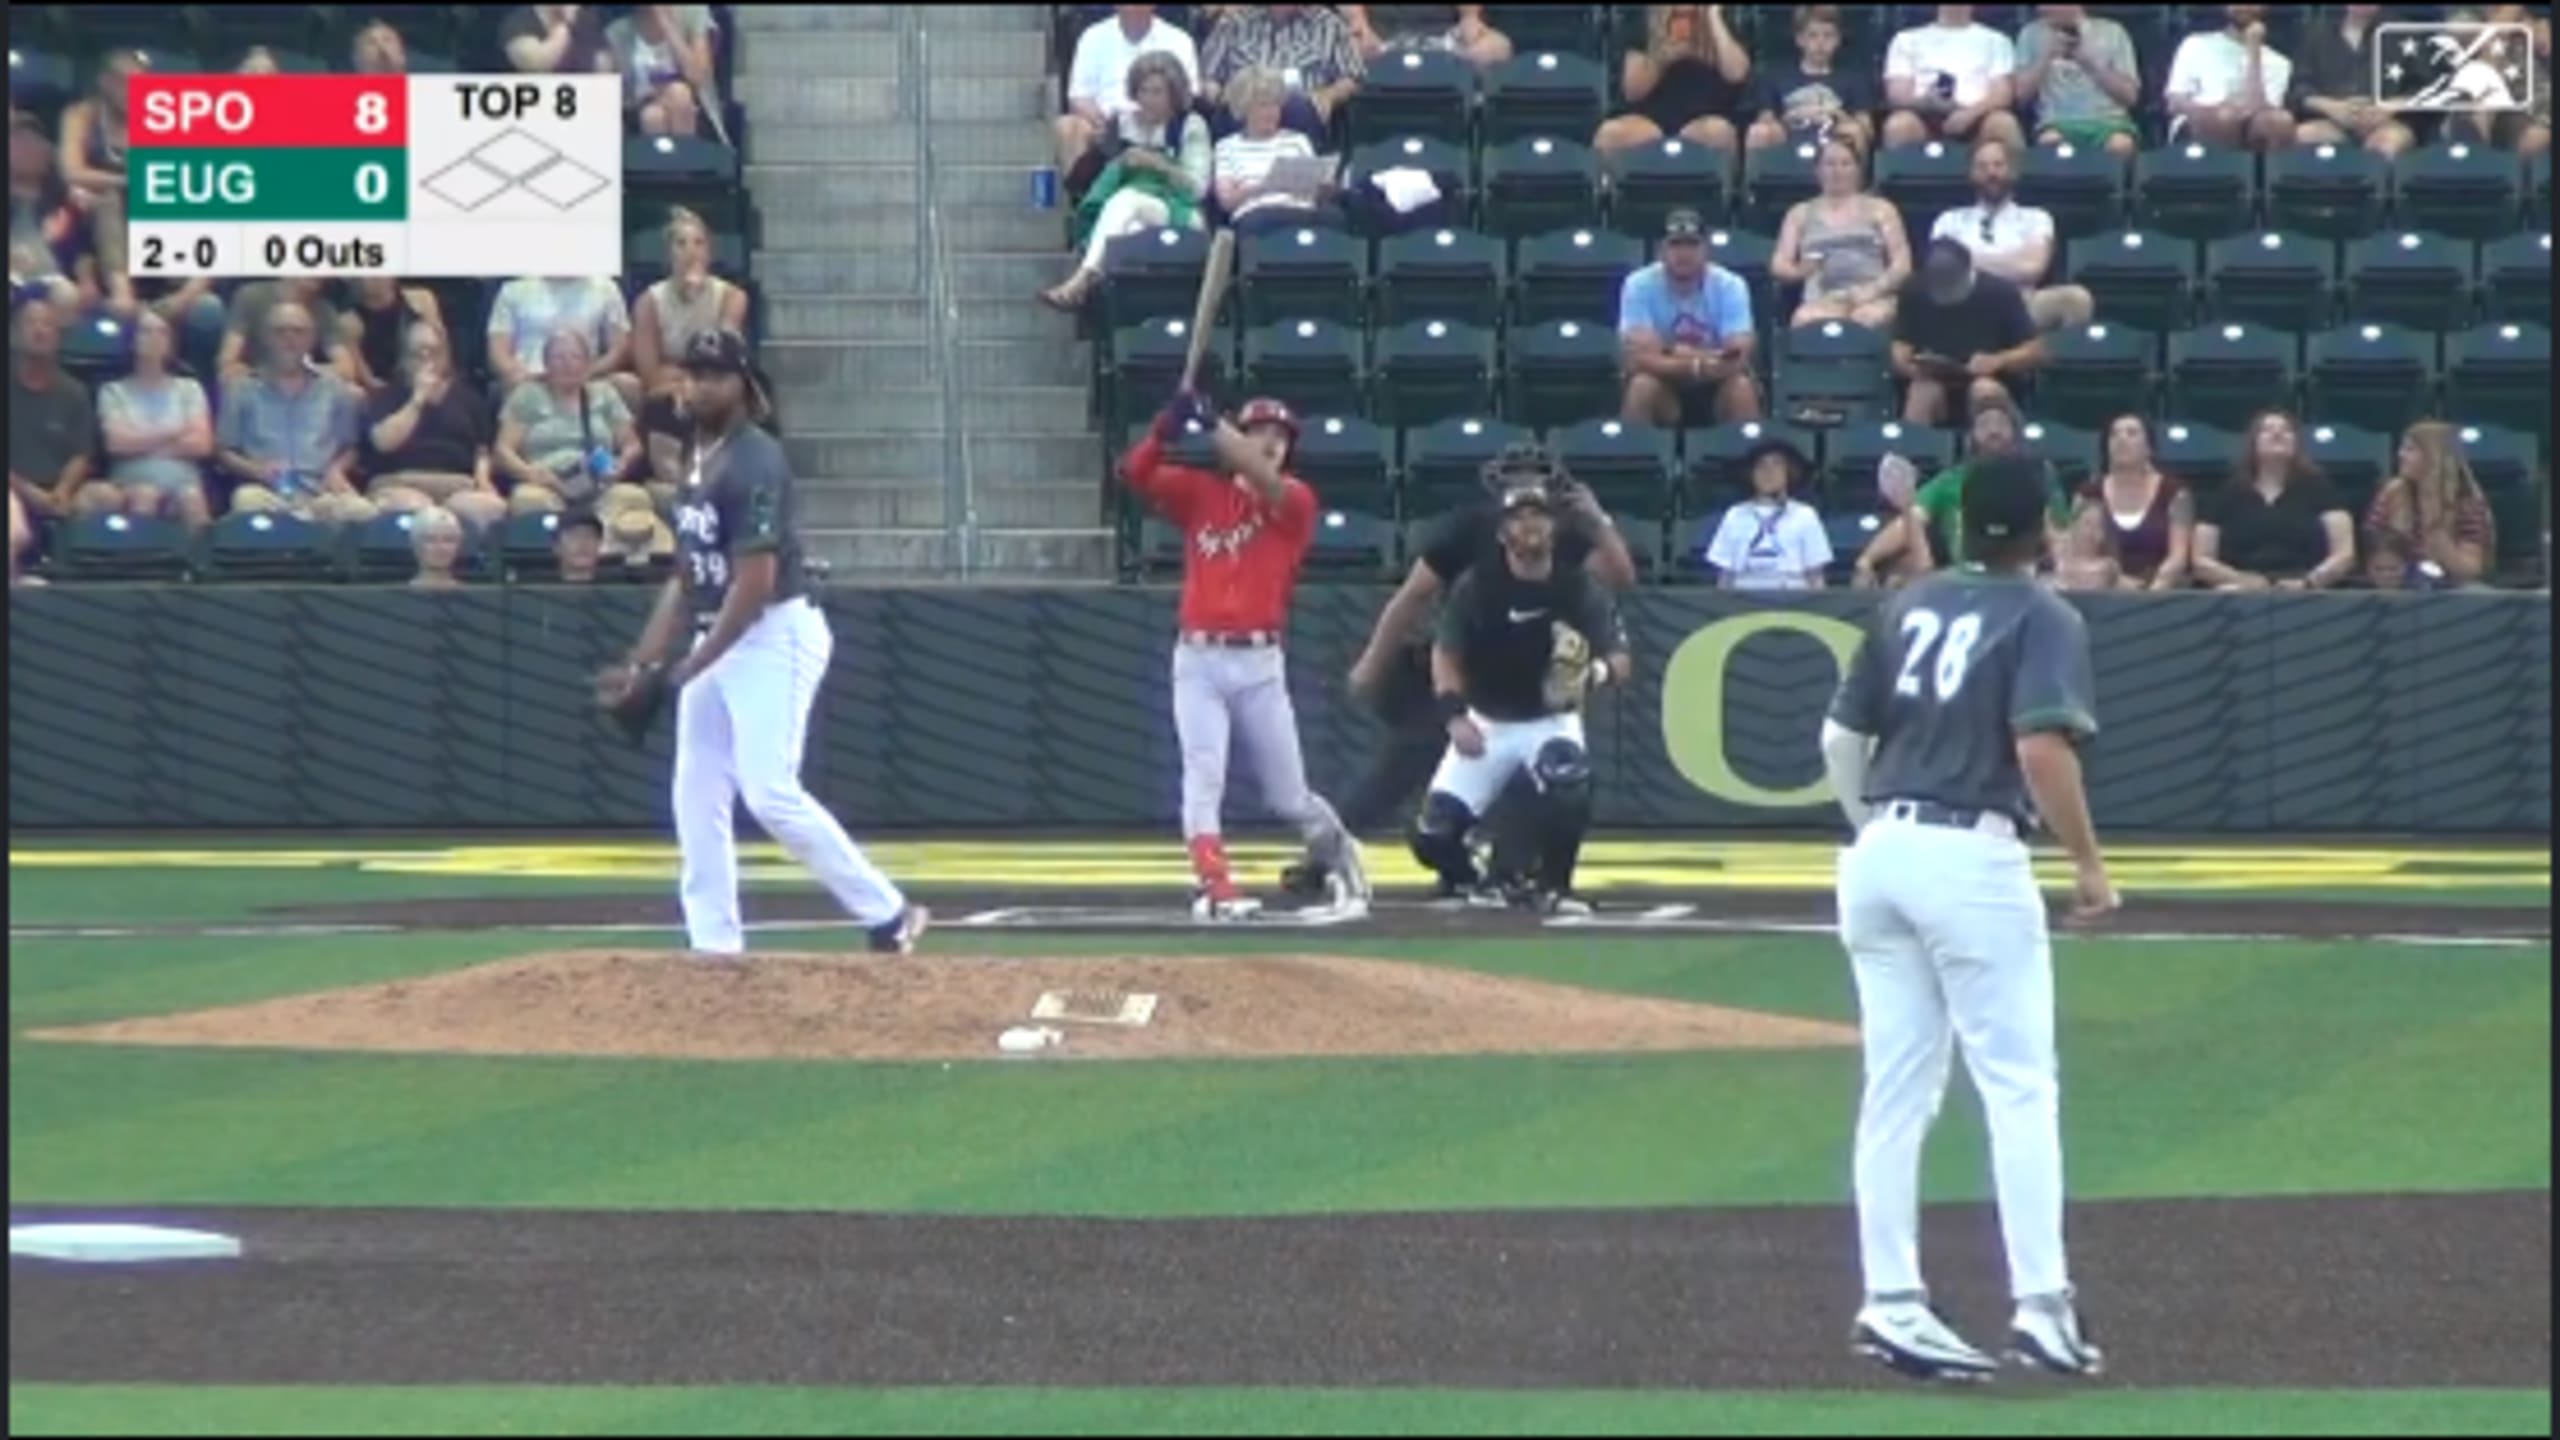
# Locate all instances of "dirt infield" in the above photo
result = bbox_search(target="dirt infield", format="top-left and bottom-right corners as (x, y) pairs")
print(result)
(10, 1192), (2547, 1389)
(25, 950), (1857, 1064)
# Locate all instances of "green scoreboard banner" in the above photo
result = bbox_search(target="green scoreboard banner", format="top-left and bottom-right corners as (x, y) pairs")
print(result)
(7, 587), (2549, 834)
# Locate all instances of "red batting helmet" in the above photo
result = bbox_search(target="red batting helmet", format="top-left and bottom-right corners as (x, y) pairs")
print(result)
(1235, 396), (1301, 447)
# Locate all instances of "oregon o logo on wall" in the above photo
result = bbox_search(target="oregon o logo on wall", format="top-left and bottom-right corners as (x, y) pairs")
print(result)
(1661, 611), (1865, 808)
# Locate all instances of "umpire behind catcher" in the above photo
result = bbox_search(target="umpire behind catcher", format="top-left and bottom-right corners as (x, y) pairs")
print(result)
(1283, 441), (1637, 903)
(1411, 478), (1634, 916)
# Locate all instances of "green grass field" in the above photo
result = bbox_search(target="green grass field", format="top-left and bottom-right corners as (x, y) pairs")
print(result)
(8, 841), (2551, 1436)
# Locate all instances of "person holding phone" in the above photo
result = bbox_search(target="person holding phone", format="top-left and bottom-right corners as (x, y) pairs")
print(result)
(2015, 6), (2143, 158)
(1618, 209), (1763, 426)
(1890, 238), (2043, 427)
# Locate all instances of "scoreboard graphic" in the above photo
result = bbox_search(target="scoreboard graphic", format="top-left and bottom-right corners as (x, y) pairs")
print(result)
(126, 73), (622, 278)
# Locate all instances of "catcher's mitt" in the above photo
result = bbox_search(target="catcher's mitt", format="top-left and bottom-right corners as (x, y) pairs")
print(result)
(1542, 621), (1599, 713)
(595, 660), (674, 744)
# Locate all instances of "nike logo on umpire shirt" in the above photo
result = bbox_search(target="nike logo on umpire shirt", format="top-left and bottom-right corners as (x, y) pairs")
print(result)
(1508, 608), (1548, 623)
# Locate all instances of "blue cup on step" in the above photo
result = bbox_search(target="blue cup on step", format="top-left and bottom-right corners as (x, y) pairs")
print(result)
(1032, 165), (1059, 210)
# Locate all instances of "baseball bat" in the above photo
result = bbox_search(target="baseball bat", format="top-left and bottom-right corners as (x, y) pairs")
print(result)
(1178, 228), (1236, 396)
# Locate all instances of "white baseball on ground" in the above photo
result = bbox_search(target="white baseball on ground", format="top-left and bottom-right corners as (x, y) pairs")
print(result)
(997, 1025), (1063, 1054)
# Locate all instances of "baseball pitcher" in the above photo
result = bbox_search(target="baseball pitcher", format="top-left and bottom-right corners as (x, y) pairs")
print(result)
(595, 330), (928, 958)
(1820, 453), (2116, 1383)
(1122, 389), (1369, 921)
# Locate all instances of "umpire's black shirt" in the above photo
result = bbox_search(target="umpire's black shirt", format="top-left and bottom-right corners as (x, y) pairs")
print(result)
(1436, 557), (1624, 723)
(1420, 500), (1595, 587)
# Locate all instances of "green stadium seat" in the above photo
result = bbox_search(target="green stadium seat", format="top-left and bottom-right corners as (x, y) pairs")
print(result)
(2067, 229), (2196, 333)
(2135, 142), (2257, 242)
(2205, 231), (2337, 334)
(1482, 137), (1604, 243)
(2446, 322), (2552, 444)
(1824, 419), (1958, 512)
(2267, 141), (2390, 242)
(2150, 417), (2242, 492)
(1740, 138), (1821, 234)
(1549, 417), (1677, 519)
(1306, 507), (1401, 577)
(1482, 49), (1607, 147)
(1137, 515), (1188, 578)
(2479, 231), (2550, 326)
(1104, 316), (1232, 431)
(2343, 230), (2480, 334)
(1404, 415), (1532, 515)
(1345, 46), (1476, 149)
(2394, 142), (2524, 242)
(1772, 318), (1892, 426)
(2017, 417), (2102, 493)
(1874, 140), (1977, 243)
(1482, 5), (1603, 59)
(203, 509), (337, 582)
(1099, 226), (1216, 329)
(2019, 139), (2130, 243)
(1513, 226), (1642, 325)
(495, 510), (568, 576)
(2304, 322), (2439, 436)
(1373, 319), (1497, 428)
(1344, 135), (1473, 238)
(1683, 420), (1822, 513)
(1700, 225), (1778, 332)
(1376, 227), (1508, 328)
(1608, 136), (1734, 238)
(2168, 322), (2300, 431)
(2035, 321), (2159, 432)
(1610, 511), (1667, 581)
(1504, 317), (1622, 429)
(2301, 421), (2396, 520)
(1291, 414), (1397, 517)
(54, 309), (131, 390)
(2442, 422), (2544, 573)
(1240, 224), (1366, 328)
(1242, 318), (1366, 420)
(54, 513), (190, 582)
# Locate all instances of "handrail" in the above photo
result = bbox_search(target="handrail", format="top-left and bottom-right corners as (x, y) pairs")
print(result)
(911, 5), (978, 580)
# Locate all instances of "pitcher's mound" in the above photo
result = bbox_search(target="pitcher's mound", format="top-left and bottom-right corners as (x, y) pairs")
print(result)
(28, 951), (1856, 1063)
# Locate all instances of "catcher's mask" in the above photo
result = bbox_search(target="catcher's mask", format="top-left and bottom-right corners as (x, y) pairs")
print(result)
(1235, 396), (1301, 460)
(1480, 439), (1570, 502)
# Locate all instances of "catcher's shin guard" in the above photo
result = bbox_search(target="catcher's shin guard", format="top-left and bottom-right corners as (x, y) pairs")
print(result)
(1528, 738), (1594, 895)
(1408, 791), (1482, 887)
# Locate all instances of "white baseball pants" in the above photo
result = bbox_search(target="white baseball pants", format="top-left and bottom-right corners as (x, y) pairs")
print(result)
(1427, 710), (1583, 813)
(672, 597), (906, 955)
(1835, 812), (2072, 1303)
(1170, 640), (1351, 864)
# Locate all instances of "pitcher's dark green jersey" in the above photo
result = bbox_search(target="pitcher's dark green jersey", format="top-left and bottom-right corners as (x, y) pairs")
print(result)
(673, 423), (806, 620)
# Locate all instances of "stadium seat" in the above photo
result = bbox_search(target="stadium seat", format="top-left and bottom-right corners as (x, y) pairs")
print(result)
(1824, 420), (1957, 512)
(1512, 226), (1642, 326)
(2150, 417), (2242, 492)
(2395, 142), (2524, 242)
(8, 49), (78, 120)
(1304, 506), (1401, 577)
(1549, 418), (1677, 519)
(52, 513), (190, 582)
(2017, 417), (2103, 493)
(2479, 231), (2551, 326)
(1240, 224), (1367, 328)
(1373, 319), (1498, 428)
(2066, 229), (2196, 334)
(2446, 322), (2553, 444)
(1483, 4), (1604, 59)
(2167, 322), (2300, 431)
(495, 510), (568, 578)
(2205, 231), (2337, 334)
(55, 309), (132, 389)
(1482, 137), (1604, 243)
(1874, 141), (1977, 244)
(1481, 50), (1608, 147)
(1242, 318), (1366, 420)
(627, 134), (741, 191)
(1683, 420), (1822, 513)
(1607, 136), (1734, 237)
(1344, 46), (1475, 149)
(2036, 322), (2159, 432)
(1504, 318), (1622, 430)
(2304, 322), (2439, 436)
(1404, 416), (1533, 515)
(1291, 414), (1397, 517)
(2442, 422), (2545, 573)
(1700, 226), (1778, 332)
(2134, 143), (2257, 242)
(2343, 230), (2480, 334)
(1099, 226), (1215, 329)
(1104, 316), (1231, 430)
(2266, 142), (2390, 242)
(2531, 150), (2551, 218)
(1771, 319), (1892, 427)
(1611, 511), (1668, 580)
(2301, 421), (2396, 521)
(2019, 139), (2130, 243)
(1344, 135), (1472, 238)
(1740, 139), (1821, 234)
(202, 509), (336, 581)
(1376, 227), (1508, 328)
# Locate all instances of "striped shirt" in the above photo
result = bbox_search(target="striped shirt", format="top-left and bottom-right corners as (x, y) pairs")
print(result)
(1214, 130), (1319, 217)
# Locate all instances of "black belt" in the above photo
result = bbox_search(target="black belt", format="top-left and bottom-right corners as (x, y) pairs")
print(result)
(1878, 799), (2022, 837)
(1182, 630), (1281, 649)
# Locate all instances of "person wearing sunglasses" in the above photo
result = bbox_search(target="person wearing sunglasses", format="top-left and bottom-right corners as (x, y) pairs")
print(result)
(1929, 137), (2093, 333)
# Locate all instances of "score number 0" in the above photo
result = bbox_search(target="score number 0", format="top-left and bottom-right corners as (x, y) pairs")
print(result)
(246, 90), (396, 267)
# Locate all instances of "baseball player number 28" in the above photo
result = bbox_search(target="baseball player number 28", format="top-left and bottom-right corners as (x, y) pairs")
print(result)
(1894, 610), (1983, 701)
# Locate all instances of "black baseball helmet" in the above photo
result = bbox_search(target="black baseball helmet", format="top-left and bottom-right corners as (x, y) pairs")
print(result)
(1480, 439), (1570, 502)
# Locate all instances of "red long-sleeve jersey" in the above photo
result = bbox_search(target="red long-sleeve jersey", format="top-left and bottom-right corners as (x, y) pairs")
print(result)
(1121, 431), (1318, 634)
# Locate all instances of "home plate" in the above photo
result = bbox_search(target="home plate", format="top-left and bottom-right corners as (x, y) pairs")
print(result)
(10, 1223), (242, 1263)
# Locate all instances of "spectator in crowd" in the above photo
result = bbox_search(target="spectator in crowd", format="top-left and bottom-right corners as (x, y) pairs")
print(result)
(2295, 6), (2421, 158)
(1704, 434), (1831, 588)
(1748, 6), (1877, 155)
(1340, 5), (1511, 70)
(94, 309), (214, 532)
(130, 274), (227, 379)
(1059, 5), (1203, 179)
(633, 207), (747, 399)
(220, 276), (346, 382)
(2193, 409), (2356, 589)
(1891, 237), (2042, 425)
(606, 5), (718, 138)
(8, 116), (83, 310)
(1041, 52), (1211, 312)
(2165, 4), (2297, 151)
(351, 18), (410, 74)
(1882, 5), (2026, 151)
(2015, 5), (2144, 158)
(360, 319), (508, 530)
(2457, 6), (2550, 159)
(340, 276), (446, 395)
(1932, 138), (2093, 331)
(8, 299), (96, 522)
(56, 50), (138, 285)
(1855, 395), (2065, 582)
(2365, 420), (2496, 590)
(1200, 4), (1363, 140)
(504, 4), (615, 75)
(486, 274), (637, 408)
(9, 487), (32, 584)
(407, 505), (467, 591)
(236, 47), (283, 75)
(1771, 137), (1911, 329)
(555, 505), (604, 582)
(1596, 5), (1751, 156)
(1210, 67), (1330, 233)
(1618, 208), (1762, 426)
(495, 328), (649, 526)
(219, 302), (371, 523)
(2061, 413), (2192, 589)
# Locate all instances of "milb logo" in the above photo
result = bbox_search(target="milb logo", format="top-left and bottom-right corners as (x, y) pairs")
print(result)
(2373, 21), (2540, 113)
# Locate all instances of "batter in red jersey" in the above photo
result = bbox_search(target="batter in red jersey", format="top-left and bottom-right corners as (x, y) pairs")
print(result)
(1123, 389), (1371, 921)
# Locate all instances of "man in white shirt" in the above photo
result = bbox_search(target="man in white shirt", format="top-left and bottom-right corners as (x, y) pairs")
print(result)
(1056, 5), (1204, 174)
(2163, 4), (2297, 151)
(1929, 139), (2095, 332)
(1883, 4), (2028, 151)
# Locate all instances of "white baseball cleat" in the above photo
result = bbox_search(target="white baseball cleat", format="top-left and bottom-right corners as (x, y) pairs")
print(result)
(1851, 1302), (1999, 1384)
(2009, 1297), (2105, 1377)
(1308, 872), (1370, 921)
(1191, 891), (1264, 922)
(866, 905), (931, 955)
